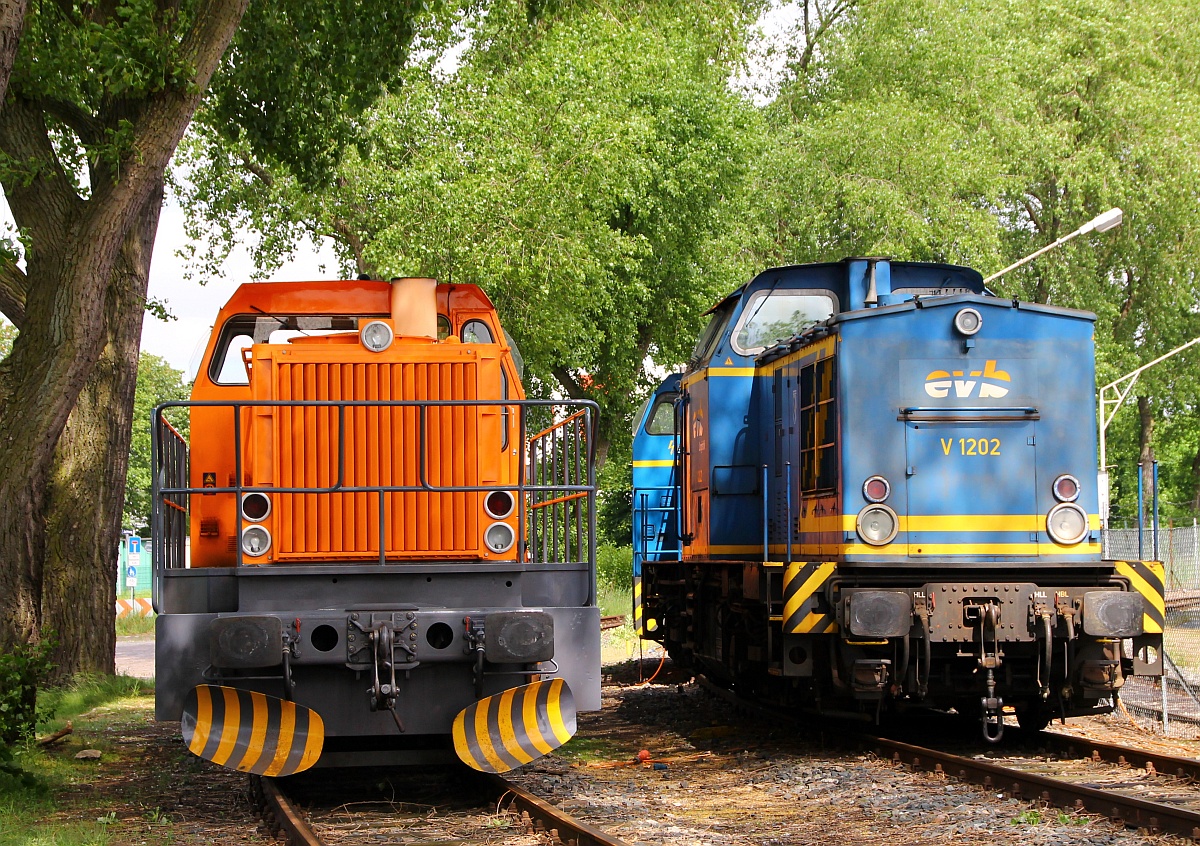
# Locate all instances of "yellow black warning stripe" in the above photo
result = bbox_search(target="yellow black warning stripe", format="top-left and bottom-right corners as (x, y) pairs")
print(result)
(783, 561), (838, 634)
(452, 678), (576, 773)
(1115, 560), (1166, 635)
(181, 685), (323, 776)
(633, 577), (659, 637)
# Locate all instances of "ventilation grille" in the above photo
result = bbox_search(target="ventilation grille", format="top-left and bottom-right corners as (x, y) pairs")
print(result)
(264, 360), (481, 558)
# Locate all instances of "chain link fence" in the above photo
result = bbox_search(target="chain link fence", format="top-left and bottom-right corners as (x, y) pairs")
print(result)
(1105, 524), (1200, 737)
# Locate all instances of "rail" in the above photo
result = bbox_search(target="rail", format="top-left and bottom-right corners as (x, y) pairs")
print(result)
(699, 675), (1200, 840)
(254, 771), (633, 846)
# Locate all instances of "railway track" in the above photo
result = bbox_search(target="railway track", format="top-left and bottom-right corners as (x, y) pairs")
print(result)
(251, 765), (631, 846)
(698, 676), (1200, 840)
(862, 730), (1200, 839)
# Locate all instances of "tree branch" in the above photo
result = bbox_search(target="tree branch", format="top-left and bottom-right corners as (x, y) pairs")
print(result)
(239, 151), (275, 187)
(551, 365), (589, 401)
(0, 259), (28, 328)
(41, 97), (103, 146)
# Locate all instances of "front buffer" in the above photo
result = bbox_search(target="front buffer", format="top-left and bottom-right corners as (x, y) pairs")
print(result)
(161, 604), (599, 772)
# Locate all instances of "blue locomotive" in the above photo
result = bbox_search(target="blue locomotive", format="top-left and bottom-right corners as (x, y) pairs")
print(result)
(633, 258), (1164, 738)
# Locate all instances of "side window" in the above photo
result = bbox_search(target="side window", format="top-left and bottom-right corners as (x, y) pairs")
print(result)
(461, 320), (494, 344)
(217, 333), (254, 384)
(731, 291), (836, 356)
(800, 355), (837, 494)
(690, 302), (736, 366)
(645, 398), (676, 435)
(437, 315), (452, 340)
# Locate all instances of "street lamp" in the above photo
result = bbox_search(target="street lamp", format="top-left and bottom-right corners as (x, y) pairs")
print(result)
(983, 207), (1123, 285)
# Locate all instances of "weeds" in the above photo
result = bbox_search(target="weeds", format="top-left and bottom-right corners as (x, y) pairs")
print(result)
(0, 636), (57, 748)
(115, 616), (155, 637)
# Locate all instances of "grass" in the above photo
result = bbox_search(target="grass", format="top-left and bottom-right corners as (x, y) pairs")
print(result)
(555, 735), (629, 764)
(115, 615), (155, 637)
(0, 676), (158, 846)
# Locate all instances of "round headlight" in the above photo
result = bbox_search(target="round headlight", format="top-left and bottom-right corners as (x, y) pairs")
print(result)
(1052, 474), (1081, 502)
(360, 320), (394, 353)
(484, 521), (515, 554)
(240, 492), (272, 522)
(1047, 503), (1089, 545)
(862, 476), (891, 503)
(856, 504), (898, 546)
(241, 525), (272, 557)
(953, 307), (983, 336)
(484, 490), (516, 520)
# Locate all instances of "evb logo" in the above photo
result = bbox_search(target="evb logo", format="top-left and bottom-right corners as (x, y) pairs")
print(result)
(924, 360), (1011, 399)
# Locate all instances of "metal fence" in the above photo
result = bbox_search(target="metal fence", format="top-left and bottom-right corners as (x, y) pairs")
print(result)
(1104, 525), (1200, 736)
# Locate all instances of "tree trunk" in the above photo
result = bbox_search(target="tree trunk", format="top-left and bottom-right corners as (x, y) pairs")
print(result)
(0, 0), (247, 662)
(0, 0), (27, 105)
(41, 191), (160, 679)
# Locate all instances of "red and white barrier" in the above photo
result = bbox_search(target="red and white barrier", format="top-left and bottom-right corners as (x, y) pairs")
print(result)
(115, 598), (154, 618)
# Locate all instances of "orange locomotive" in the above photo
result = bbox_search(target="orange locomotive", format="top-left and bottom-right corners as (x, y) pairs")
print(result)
(152, 277), (600, 774)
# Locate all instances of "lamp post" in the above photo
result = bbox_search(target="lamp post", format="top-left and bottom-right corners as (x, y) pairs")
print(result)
(982, 207), (1123, 285)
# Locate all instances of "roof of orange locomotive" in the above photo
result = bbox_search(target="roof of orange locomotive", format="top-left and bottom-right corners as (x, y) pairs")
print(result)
(213, 280), (497, 319)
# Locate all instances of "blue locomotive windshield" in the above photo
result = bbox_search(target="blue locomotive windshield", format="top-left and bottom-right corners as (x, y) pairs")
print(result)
(731, 290), (836, 355)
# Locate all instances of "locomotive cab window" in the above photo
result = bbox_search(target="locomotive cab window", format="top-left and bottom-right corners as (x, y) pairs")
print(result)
(800, 355), (837, 494)
(731, 290), (836, 356)
(644, 397), (676, 436)
(461, 319), (494, 344)
(690, 300), (737, 365)
(210, 314), (370, 385)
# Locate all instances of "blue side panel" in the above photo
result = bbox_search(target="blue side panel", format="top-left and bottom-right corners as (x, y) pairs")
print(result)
(700, 371), (763, 553)
(632, 374), (683, 575)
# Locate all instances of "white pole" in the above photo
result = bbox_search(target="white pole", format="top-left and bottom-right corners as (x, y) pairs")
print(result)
(983, 208), (1123, 285)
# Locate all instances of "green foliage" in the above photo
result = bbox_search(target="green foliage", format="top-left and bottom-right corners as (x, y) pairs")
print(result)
(1011, 809), (1043, 826)
(203, 1), (435, 187)
(7, 0), (200, 188)
(0, 321), (15, 360)
(123, 355), (189, 532)
(0, 639), (56, 749)
(762, 0), (1200, 520)
(596, 543), (632, 594)
(179, 0), (765, 466)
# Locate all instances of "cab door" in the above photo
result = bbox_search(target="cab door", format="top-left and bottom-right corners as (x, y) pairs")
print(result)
(903, 412), (1038, 558)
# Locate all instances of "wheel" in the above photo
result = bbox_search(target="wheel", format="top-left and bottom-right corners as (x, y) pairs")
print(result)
(1015, 706), (1052, 732)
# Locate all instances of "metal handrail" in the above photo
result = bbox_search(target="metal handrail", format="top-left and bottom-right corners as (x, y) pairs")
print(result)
(151, 397), (598, 593)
